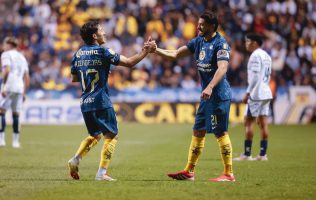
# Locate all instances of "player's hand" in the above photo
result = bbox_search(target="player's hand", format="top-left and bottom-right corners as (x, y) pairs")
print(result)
(242, 93), (249, 104)
(201, 87), (213, 100)
(143, 37), (156, 53)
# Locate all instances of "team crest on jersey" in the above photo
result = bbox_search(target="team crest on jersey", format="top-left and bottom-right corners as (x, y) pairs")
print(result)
(209, 45), (213, 50)
(199, 50), (206, 60)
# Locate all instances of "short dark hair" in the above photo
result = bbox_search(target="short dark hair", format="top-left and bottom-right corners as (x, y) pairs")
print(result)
(200, 10), (218, 31)
(245, 33), (264, 46)
(4, 36), (18, 47)
(80, 20), (100, 45)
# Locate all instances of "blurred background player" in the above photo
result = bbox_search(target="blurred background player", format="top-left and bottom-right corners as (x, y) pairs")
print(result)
(67, 20), (155, 181)
(0, 37), (30, 148)
(234, 33), (272, 161)
(152, 11), (235, 182)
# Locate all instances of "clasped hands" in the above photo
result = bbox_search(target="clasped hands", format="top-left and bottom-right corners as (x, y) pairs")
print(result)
(142, 37), (157, 53)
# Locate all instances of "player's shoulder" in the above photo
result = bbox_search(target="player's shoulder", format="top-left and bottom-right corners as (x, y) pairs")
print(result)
(100, 44), (118, 56)
(215, 33), (230, 49)
(253, 48), (270, 58)
(1, 50), (11, 58)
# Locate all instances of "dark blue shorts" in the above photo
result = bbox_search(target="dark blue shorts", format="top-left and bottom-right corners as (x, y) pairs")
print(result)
(82, 107), (118, 136)
(193, 99), (230, 135)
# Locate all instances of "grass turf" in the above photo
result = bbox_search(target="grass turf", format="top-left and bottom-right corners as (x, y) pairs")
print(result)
(0, 123), (315, 200)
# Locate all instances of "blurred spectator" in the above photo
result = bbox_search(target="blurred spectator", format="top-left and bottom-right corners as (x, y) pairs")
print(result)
(0, 0), (314, 98)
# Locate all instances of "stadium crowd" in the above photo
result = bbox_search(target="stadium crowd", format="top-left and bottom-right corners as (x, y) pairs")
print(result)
(0, 0), (315, 96)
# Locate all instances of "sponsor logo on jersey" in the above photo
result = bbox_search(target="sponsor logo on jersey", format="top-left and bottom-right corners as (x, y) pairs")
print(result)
(76, 49), (99, 58)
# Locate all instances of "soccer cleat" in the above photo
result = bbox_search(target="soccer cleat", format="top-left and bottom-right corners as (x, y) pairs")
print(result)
(68, 158), (80, 180)
(167, 170), (195, 181)
(209, 174), (236, 182)
(254, 155), (268, 161)
(233, 153), (253, 161)
(12, 141), (21, 148)
(95, 173), (116, 181)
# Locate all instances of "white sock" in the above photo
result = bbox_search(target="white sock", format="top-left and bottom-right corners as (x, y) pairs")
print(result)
(97, 167), (107, 175)
(13, 133), (19, 142)
(0, 132), (4, 140)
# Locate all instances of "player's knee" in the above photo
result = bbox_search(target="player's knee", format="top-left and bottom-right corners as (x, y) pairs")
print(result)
(0, 108), (6, 114)
(261, 131), (269, 140)
(193, 130), (206, 138)
(93, 134), (102, 141)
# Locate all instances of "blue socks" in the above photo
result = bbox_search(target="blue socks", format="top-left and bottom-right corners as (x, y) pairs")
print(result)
(13, 115), (20, 133)
(260, 140), (268, 156)
(244, 140), (252, 156)
(0, 113), (6, 132)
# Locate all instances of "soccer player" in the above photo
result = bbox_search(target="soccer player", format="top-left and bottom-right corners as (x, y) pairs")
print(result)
(233, 33), (272, 161)
(67, 20), (155, 181)
(151, 11), (235, 182)
(0, 37), (30, 148)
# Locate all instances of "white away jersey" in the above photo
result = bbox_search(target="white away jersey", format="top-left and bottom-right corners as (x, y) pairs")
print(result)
(246, 48), (272, 100)
(1, 49), (29, 93)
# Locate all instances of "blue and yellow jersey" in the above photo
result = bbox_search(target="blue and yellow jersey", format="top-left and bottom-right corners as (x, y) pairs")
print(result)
(187, 32), (232, 101)
(71, 44), (120, 112)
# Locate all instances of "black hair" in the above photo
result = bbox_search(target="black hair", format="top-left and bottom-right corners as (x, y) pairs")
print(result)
(80, 20), (100, 45)
(245, 33), (264, 46)
(200, 10), (218, 31)
(4, 36), (18, 47)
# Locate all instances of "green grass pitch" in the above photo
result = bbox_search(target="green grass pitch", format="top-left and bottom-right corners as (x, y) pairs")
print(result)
(0, 123), (315, 200)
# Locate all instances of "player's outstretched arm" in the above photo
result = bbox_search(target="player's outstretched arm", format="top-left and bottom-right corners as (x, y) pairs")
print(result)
(155, 46), (192, 61)
(119, 38), (156, 68)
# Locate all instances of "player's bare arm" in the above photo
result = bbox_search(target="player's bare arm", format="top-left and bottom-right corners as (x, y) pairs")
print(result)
(201, 60), (228, 100)
(119, 38), (156, 68)
(154, 45), (192, 61)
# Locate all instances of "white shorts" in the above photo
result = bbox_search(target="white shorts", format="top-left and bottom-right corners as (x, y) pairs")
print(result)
(245, 99), (271, 117)
(0, 92), (23, 113)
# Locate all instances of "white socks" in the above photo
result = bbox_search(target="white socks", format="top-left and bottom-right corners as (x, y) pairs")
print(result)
(0, 132), (5, 146)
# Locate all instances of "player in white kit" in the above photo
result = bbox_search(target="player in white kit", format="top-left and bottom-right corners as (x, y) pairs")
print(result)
(234, 33), (272, 161)
(0, 37), (30, 148)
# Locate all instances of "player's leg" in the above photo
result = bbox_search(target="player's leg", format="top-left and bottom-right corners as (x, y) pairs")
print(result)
(95, 107), (118, 181)
(255, 100), (270, 161)
(11, 93), (24, 148)
(0, 109), (6, 147)
(209, 131), (235, 182)
(256, 116), (269, 160)
(167, 101), (206, 181)
(68, 111), (101, 180)
(234, 101), (257, 161)
(96, 133), (118, 181)
(0, 95), (10, 147)
(205, 100), (234, 182)
(255, 100), (270, 160)
(12, 112), (20, 148)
